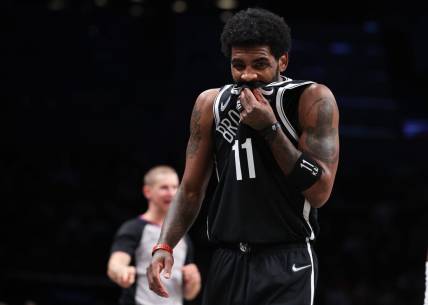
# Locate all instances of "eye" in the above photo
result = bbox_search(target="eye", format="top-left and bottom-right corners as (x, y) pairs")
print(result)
(232, 63), (245, 71)
(253, 62), (269, 69)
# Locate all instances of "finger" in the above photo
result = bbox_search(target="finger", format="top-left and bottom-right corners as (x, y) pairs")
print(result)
(148, 263), (169, 298)
(154, 262), (169, 297)
(252, 89), (267, 104)
(117, 276), (125, 287)
(123, 273), (133, 285)
(129, 267), (136, 284)
(118, 274), (130, 288)
(242, 88), (258, 108)
(239, 110), (247, 123)
(120, 276), (132, 288)
(146, 265), (153, 284)
(146, 265), (154, 288)
(239, 89), (251, 111)
(129, 275), (135, 285)
(121, 272), (128, 283)
(163, 255), (174, 279)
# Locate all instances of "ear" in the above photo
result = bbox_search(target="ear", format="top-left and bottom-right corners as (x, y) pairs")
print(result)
(143, 185), (151, 200)
(279, 53), (289, 72)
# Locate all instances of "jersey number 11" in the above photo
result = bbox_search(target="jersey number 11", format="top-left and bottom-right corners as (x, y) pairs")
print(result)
(232, 138), (256, 180)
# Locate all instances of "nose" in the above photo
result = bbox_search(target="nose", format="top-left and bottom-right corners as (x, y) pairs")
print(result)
(240, 69), (257, 82)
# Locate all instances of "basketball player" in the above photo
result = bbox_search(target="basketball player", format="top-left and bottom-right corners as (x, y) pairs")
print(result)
(147, 8), (340, 305)
(107, 166), (201, 305)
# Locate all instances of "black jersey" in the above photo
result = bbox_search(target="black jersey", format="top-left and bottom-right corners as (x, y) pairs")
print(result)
(208, 76), (319, 244)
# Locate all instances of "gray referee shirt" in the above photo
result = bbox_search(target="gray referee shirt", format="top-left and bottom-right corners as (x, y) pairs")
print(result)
(111, 216), (193, 305)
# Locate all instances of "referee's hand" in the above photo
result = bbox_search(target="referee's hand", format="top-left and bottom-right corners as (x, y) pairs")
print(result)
(116, 266), (136, 288)
(146, 250), (174, 298)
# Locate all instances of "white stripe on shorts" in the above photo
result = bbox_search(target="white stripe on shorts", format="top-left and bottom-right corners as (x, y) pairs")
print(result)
(306, 239), (315, 305)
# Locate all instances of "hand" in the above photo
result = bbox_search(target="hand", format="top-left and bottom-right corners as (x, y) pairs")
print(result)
(239, 88), (277, 130)
(182, 263), (201, 300)
(182, 263), (201, 286)
(146, 250), (174, 298)
(115, 266), (136, 288)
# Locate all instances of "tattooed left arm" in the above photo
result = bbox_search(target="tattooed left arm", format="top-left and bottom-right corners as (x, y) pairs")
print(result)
(264, 84), (339, 208)
(297, 84), (339, 207)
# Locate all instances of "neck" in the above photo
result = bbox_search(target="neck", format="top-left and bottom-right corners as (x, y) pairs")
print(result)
(142, 206), (165, 225)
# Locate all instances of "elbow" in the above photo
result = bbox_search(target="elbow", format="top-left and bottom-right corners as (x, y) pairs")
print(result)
(185, 190), (204, 204)
(306, 194), (329, 208)
(181, 185), (205, 206)
(303, 178), (334, 208)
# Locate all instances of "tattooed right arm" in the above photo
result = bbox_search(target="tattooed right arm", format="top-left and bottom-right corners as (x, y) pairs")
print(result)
(147, 89), (218, 298)
(157, 89), (218, 248)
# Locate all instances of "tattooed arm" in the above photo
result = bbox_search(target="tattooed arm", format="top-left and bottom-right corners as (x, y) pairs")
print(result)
(159, 88), (217, 249)
(146, 88), (218, 298)
(238, 84), (339, 207)
(297, 84), (339, 207)
(264, 84), (339, 208)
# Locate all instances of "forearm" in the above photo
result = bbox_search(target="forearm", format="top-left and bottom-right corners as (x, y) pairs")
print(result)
(263, 129), (333, 207)
(158, 185), (203, 248)
(263, 128), (301, 175)
(158, 90), (214, 247)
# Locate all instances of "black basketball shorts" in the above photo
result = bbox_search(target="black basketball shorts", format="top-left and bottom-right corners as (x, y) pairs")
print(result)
(202, 241), (318, 305)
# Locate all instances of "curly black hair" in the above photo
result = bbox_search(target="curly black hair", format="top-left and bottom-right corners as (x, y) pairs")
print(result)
(220, 8), (291, 59)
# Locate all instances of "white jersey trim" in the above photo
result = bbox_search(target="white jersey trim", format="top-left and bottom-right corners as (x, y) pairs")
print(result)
(213, 85), (233, 126)
(275, 81), (315, 141)
(265, 75), (293, 87)
(303, 199), (315, 240)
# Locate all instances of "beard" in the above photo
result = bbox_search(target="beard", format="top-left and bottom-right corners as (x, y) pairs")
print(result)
(235, 80), (267, 89)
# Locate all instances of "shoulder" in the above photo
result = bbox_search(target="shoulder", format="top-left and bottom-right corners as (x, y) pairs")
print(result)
(300, 83), (335, 100)
(299, 83), (338, 112)
(197, 88), (221, 100)
(116, 217), (146, 235)
(298, 83), (339, 126)
(194, 88), (220, 110)
(190, 88), (221, 126)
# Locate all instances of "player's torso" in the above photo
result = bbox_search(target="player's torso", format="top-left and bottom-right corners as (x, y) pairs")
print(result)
(209, 77), (319, 244)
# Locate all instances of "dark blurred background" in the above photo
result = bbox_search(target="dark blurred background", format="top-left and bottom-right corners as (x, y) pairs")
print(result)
(3, 0), (428, 304)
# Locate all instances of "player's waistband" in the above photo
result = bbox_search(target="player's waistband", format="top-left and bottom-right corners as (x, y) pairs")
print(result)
(217, 240), (310, 254)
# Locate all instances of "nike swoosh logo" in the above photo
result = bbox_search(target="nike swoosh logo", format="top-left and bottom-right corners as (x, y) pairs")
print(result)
(291, 264), (311, 272)
(220, 97), (231, 111)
